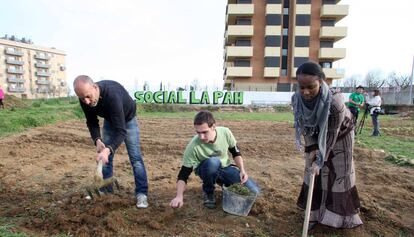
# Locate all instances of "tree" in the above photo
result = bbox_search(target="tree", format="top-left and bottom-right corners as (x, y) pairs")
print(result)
(343, 74), (362, 92)
(143, 81), (149, 91)
(364, 70), (386, 89)
(386, 71), (411, 89)
(190, 78), (201, 91)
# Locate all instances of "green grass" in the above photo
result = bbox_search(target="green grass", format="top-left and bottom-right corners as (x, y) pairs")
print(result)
(355, 114), (414, 165)
(0, 98), (84, 138)
(0, 224), (27, 237)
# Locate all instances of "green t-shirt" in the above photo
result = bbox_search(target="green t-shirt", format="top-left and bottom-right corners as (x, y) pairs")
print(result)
(347, 92), (365, 111)
(182, 126), (236, 171)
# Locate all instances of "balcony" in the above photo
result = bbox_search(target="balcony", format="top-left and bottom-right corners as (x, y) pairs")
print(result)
(320, 26), (347, 41)
(225, 25), (254, 42)
(319, 48), (346, 61)
(266, 4), (282, 14)
(35, 62), (51, 69)
(36, 87), (50, 93)
(8, 87), (26, 93)
(34, 54), (51, 60)
(265, 26), (282, 36)
(5, 48), (24, 56)
(7, 68), (24, 74)
(227, 4), (254, 15)
(323, 68), (344, 79)
(7, 77), (25, 83)
(6, 59), (24, 65)
(36, 79), (50, 85)
(264, 67), (280, 77)
(225, 46), (253, 59)
(265, 47), (281, 57)
(225, 67), (253, 78)
(320, 5), (349, 21)
(36, 71), (52, 77)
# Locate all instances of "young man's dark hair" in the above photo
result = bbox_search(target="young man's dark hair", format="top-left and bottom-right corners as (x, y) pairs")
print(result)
(194, 110), (216, 127)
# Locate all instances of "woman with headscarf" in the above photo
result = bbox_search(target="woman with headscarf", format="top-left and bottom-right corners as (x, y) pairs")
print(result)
(291, 61), (362, 230)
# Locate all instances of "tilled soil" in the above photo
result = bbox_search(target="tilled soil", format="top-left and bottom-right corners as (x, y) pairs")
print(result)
(0, 118), (413, 237)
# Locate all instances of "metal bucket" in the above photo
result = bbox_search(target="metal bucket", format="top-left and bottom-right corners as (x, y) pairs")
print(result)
(222, 186), (257, 216)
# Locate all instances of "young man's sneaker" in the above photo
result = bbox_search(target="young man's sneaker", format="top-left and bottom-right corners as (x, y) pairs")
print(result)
(203, 192), (216, 209)
(136, 194), (148, 208)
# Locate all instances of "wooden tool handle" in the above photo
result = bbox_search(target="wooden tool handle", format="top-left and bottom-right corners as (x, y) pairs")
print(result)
(94, 159), (104, 183)
(302, 172), (315, 237)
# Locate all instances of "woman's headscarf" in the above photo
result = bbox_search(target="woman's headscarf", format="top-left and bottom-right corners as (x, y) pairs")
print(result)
(292, 80), (332, 168)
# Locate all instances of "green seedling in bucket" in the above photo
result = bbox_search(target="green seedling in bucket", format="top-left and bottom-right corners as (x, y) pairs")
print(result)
(222, 183), (257, 216)
(227, 183), (254, 196)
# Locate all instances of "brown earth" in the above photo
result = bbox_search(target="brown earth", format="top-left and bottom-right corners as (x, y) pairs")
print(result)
(1, 94), (29, 109)
(0, 118), (413, 237)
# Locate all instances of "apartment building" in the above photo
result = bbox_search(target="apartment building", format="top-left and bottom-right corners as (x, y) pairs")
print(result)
(0, 36), (67, 99)
(223, 0), (348, 91)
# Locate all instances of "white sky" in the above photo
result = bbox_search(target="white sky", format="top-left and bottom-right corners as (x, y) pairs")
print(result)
(1, 0), (413, 92)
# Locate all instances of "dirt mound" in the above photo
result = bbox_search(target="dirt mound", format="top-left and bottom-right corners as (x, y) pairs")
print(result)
(2, 94), (28, 109)
(0, 119), (413, 236)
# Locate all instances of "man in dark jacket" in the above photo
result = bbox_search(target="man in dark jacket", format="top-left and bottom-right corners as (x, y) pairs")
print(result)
(74, 75), (149, 208)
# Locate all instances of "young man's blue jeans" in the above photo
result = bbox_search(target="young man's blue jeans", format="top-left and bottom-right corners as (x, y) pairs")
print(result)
(102, 117), (148, 196)
(196, 157), (260, 195)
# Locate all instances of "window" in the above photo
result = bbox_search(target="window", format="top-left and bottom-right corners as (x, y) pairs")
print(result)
(281, 56), (288, 69)
(321, 20), (335, 26)
(294, 57), (309, 67)
(234, 59), (250, 67)
(295, 36), (309, 47)
(282, 36), (288, 48)
(320, 62), (332, 68)
(237, 0), (252, 3)
(267, 0), (281, 3)
(277, 83), (291, 91)
(266, 14), (281, 25)
(297, 0), (311, 3)
(282, 28), (288, 35)
(320, 41), (334, 48)
(282, 15), (289, 28)
(282, 49), (288, 56)
(323, 0), (336, 4)
(265, 57), (280, 67)
(296, 14), (311, 26)
(235, 18), (252, 25)
(265, 36), (281, 46)
(283, 8), (289, 15)
(235, 39), (251, 46)
(281, 69), (287, 76)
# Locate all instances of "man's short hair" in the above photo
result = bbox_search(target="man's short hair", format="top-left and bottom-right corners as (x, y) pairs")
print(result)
(356, 85), (364, 90)
(194, 110), (215, 127)
(73, 75), (94, 87)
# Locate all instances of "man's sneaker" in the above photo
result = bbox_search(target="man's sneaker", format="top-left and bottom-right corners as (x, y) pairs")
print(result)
(203, 192), (216, 209)
(136, 194), (148, 208)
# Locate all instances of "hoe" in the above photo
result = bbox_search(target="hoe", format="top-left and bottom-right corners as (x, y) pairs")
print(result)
(86, 159), (120, 199)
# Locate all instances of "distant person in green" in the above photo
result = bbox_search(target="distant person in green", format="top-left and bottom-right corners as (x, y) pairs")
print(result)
(346, 85), (365, 122)
(169, 110), (260, 209)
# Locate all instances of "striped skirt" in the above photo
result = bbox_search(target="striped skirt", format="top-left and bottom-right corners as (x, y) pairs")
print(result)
(297, 131), (363, 228)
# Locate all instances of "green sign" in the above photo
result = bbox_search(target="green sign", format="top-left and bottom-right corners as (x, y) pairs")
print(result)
(134, 91), (243, 105)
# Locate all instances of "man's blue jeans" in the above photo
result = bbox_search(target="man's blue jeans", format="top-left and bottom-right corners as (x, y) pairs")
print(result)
(196, 157), (260, 195)
(102, 117), (148, 196)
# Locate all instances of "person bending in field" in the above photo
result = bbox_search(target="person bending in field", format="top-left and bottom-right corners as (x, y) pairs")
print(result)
(170, 110), (260, 209)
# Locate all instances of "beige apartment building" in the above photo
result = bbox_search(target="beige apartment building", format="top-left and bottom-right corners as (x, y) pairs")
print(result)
(0, 36), (67, 99)
(223, 0), (348, 91)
